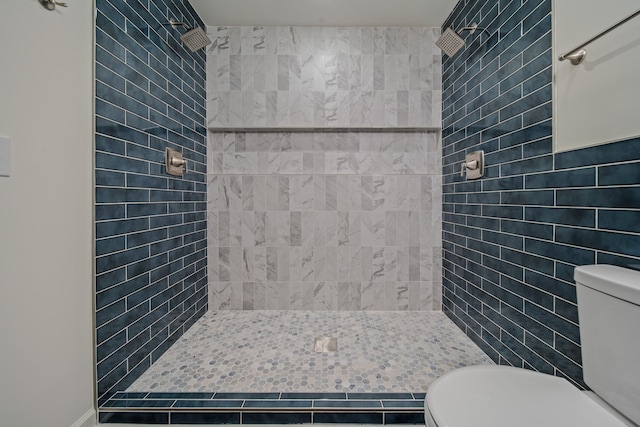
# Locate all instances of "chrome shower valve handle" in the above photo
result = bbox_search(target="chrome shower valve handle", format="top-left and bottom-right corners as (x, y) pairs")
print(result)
(39, 0), (68, 11)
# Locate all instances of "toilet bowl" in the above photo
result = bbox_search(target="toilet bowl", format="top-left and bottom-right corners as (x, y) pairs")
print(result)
(424, 365), (633, 427)
(425, 265), (640, 427)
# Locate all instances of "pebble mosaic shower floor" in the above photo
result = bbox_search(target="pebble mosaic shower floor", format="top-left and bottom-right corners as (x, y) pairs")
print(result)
(128, 311), (493, 393)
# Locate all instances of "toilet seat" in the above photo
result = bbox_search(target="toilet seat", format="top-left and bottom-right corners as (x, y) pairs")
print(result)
(425, 365), (630, 427)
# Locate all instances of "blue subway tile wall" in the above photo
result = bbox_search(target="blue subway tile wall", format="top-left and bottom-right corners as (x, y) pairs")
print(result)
(441, 0), (640, 387)
(95, 0), (208, 402)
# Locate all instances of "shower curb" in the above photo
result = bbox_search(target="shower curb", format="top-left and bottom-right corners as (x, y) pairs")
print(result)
(98, 392), (426, 424)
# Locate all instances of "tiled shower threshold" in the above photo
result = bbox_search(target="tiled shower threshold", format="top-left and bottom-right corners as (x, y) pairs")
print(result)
(99, 311), (493, 424)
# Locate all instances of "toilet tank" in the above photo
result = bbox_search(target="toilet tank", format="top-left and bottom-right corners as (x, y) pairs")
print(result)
(574, 264), (640, 426)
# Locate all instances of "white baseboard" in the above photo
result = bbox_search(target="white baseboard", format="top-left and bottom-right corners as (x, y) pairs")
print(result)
(71, 408), (96, 427)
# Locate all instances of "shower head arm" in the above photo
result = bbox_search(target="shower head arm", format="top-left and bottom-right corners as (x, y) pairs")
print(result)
(165, 18), (193, 31)
(457, 23), (490, 37)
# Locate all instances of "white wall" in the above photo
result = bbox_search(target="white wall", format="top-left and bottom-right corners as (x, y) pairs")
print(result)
(554, 0), (640, 152)
(0, 2), (95, 427)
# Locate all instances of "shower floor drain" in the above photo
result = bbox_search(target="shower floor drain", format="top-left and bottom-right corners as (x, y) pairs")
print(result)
(314, 336), (337, 352)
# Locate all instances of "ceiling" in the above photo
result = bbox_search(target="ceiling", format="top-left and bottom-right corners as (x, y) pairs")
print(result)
(188, 0), (457, 28)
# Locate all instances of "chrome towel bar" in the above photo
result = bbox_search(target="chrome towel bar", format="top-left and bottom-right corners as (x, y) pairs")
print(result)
(559, 8), (640, 65)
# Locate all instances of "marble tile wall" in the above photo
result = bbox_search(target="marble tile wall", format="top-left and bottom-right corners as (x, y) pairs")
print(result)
(206, 26), (441, 128)
(205, 26), (442, 310)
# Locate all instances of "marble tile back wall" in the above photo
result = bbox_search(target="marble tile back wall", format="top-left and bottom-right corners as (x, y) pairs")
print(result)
(205, 26), (443, 310)
(206, 26), (441, 128)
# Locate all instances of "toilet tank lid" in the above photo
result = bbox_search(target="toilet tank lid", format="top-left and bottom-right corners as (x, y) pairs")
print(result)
(574, 265), (640, 306)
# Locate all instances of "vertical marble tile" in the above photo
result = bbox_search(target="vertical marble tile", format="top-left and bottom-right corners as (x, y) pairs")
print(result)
(290, 247), (302, 282)
(242, 282), (255, 309)
(265, 211), (278, 246)
(397, 246), (409, 282)
(266, 91), (277, 126)
(278, 247), (290, 282)
(266, 247), (278, 281)
(254, 280), (266, 309)
(242, 247), (255, 281)
(373, 55), (385, 91)
(314, 246), (326, 281)
(361, 55), (373, 91)
(325, 248), (337, 281)
(408, 281), (420, 310)
(254, 211), (266, 246)
(409, 247), (420, 281)
(361, 281), (374, 310)
(290, 211), (302, 246)
(338, 282), (350, 311)
(277, 211), (290, 247)
(230, 55), (241, 90)
(301, 245), (314, 282)
(276, 26), (290, 54)
(373, 28), (385, 54)
(385, 211), (397, 246)
(384, 90), (398, 127)
(397, 281), (409, 310)
(241, 211), (254, 247)
(314, 212), (326, 246)
(266, 175), (278, 211)
(350, 247), (362, 282)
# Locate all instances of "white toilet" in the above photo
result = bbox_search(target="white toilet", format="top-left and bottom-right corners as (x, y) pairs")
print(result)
(425, 265), (640, 427)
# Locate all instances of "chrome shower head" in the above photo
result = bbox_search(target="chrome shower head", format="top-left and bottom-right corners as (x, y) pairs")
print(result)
(436, 23), (488, 57)
(168, 18), (212, 52)
(436, 27), (466, 57)
(180, 27), (212, 52)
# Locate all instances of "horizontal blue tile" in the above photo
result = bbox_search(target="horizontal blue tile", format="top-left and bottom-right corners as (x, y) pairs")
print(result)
(172, 400), (243, 408)
(524, 207), (595, 228)
(314, 412), (383, 424)
(242, 413), (311, 424)
(556, 187), (640, 209)
(385, 412), (425, 424)
(98, 411), (168, 424)
(172, 412), (240, 424)
(244, 400), (313, 408)
(525, 168), (595, 189)
(599, 162), (640, 186)
(103, 399), (175, 408)
(213, 392), (280, 400)
(314, 400), (382, 408)
(555, 226), (640, 259)
(555, 136), (640, 169)
(598, 210), (640, 234)
(112, 392), (148, 399)
(526, 237), (595, 265)
(146, 392), (213, 399)
(381, 400), (424, 408)
(347, 393), (414, 400)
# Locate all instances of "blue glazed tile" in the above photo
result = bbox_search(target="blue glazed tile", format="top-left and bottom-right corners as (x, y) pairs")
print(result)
(348, 393), (413, 400)
(524, 302), (580, 343)
(501, 219), (553, 240)
(314, 400), (382, 408)
(95, 217), (149, 239)
(560, 187), (640, 208)
(501, 190), (554, 206)
(96, 236), (125, 256)
(556, 226), (640, 259)
(171, 412), (241, 424)
(555, 137), (640, 169)
(525, 237), (595, 265)
(599, 210), (640, 234)
(599, 162), (640, 186)
(314, 413), (383, 424)
(525, 207), (595, 228)
(411, 393), (426, 399)
(126, 228), (168, 248)
(103, 399), (175, 408)
(112, 392), (149, 399)
(525, 168), (595, 189)
(381, 400), (424, 408)
(98, 411), (168, 424)
(244, 400), (313, 408)
(172, 399), (242, 408)
(96, 246), (149, 274)
(242, 413), (312, 424)
(213, 392), (281, 400)
(385, 412), (425, 424)
(525, 270), (576, 303)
